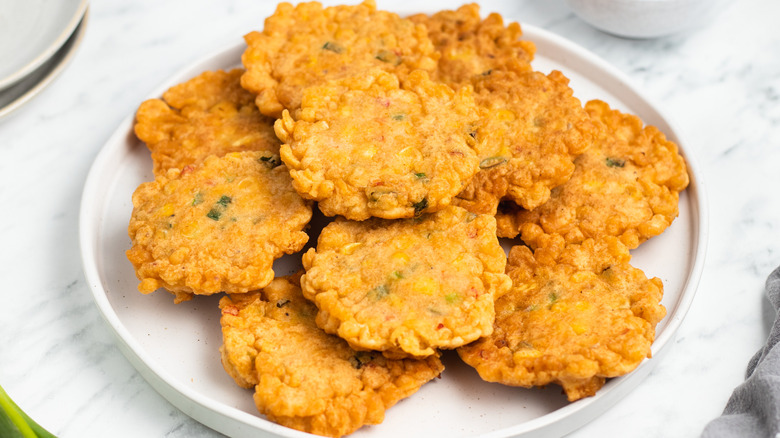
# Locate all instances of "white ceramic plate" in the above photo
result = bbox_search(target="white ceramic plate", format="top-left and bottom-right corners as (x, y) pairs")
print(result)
(0, 9), (88, 121)
(0, 0), (88, 91)
(79, 23), (708, 438)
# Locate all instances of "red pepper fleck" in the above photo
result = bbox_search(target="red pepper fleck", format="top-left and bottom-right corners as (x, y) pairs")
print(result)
(448, 150), (465, 157)
(467, 228), (478, 239)
(180, 165), (196, 176)
(223, 306), (239, 316)
(376, 97), (391, 108)
(436, 323), (445, 330)
(470, 287), (479, 298)
(371, 181), (386, 187)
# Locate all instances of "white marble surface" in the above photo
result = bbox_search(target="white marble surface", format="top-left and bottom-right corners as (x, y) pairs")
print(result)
(0, 0), (777, 436)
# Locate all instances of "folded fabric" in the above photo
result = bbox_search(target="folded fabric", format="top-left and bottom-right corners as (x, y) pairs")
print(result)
(701, 265), (780, 438)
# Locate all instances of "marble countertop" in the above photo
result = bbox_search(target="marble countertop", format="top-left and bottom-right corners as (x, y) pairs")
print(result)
(1, 0), (777, 436)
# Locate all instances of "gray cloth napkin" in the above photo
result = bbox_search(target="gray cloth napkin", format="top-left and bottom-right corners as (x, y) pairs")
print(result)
(701, 265), (780, 437)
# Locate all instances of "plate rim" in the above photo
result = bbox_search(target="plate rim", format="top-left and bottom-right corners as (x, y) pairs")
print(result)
(0, 8), (89, 121)
(0, 0), (89, 91)
(79, 23), (708, 438)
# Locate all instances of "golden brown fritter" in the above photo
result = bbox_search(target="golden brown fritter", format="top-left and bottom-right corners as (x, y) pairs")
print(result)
(301, 206), (511, 358)
(219, 274), (444, 438)
(275, 69), (479, 220)
(126, 151), (312, 302)
(458, 237), (666, 401)
(454, 68), (598, 215)
(495, 100), (689, 250)
(241, 0), (438, 117)
(409, 3), (536, 89)
(134, 69), (280, 177)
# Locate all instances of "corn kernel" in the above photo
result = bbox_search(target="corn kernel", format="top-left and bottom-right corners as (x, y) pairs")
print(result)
(334, 28), (354, 40)
(583, 180), (603, 191)
(159, 203), (175, 217)
(445, 46), (475, 61)
(180, 221), (199, 238)
(513, 281), (537, 294)
(340, 124), (358, 142)
(571, 322), (588, 335)
(238, 177), (259, 192)
(397, 146), (422, 162)
(571, 272), (590, 283)
(575, 301), (590, 311)
(394, 235), (416, 251)
(496, 109), (516, 122)
(360, 145), (378, 160)
(169, 247), (189, 264)
(513, 348), (541, 359)
(412, 276), (437, 296)
(388, 294), (402, 308)
(231, 135), (257, 147)
(138, 278), (160, 294)
(550, 302), (568, 312)
(342, 242), (363, 255)
(391, 251), (410, 265)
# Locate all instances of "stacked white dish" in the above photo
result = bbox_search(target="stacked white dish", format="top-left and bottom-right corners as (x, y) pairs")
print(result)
(0, 0), (89, 119)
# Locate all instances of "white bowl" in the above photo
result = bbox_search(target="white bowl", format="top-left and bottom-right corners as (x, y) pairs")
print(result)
(565, 0), (726, 38)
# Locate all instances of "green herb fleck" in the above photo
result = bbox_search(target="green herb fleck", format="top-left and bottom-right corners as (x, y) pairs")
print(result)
(465, 212), (478, 223)
(368, 189), (395, 203)
(349, 352), (375, 369)
(391, 113), (406, 121)
(375, 50), (402, 66)
(412, 197), (428, 216)
(259, 155), (281, 168)
(368, 284), (390, 300)
(414, 172), (427, 180)
(192, 192), (204, 206)
(606, 157), (625, 168)
(481, 69), (493, 76)
(391, 271), (404, 280)
(548, 292), (558, 303)
(207, 195), (232, 220)
(322, 41), (344, 54)
(479, 156), (508, 169)
(276, 299), (291, 308)
(445, 293), (460, 304)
